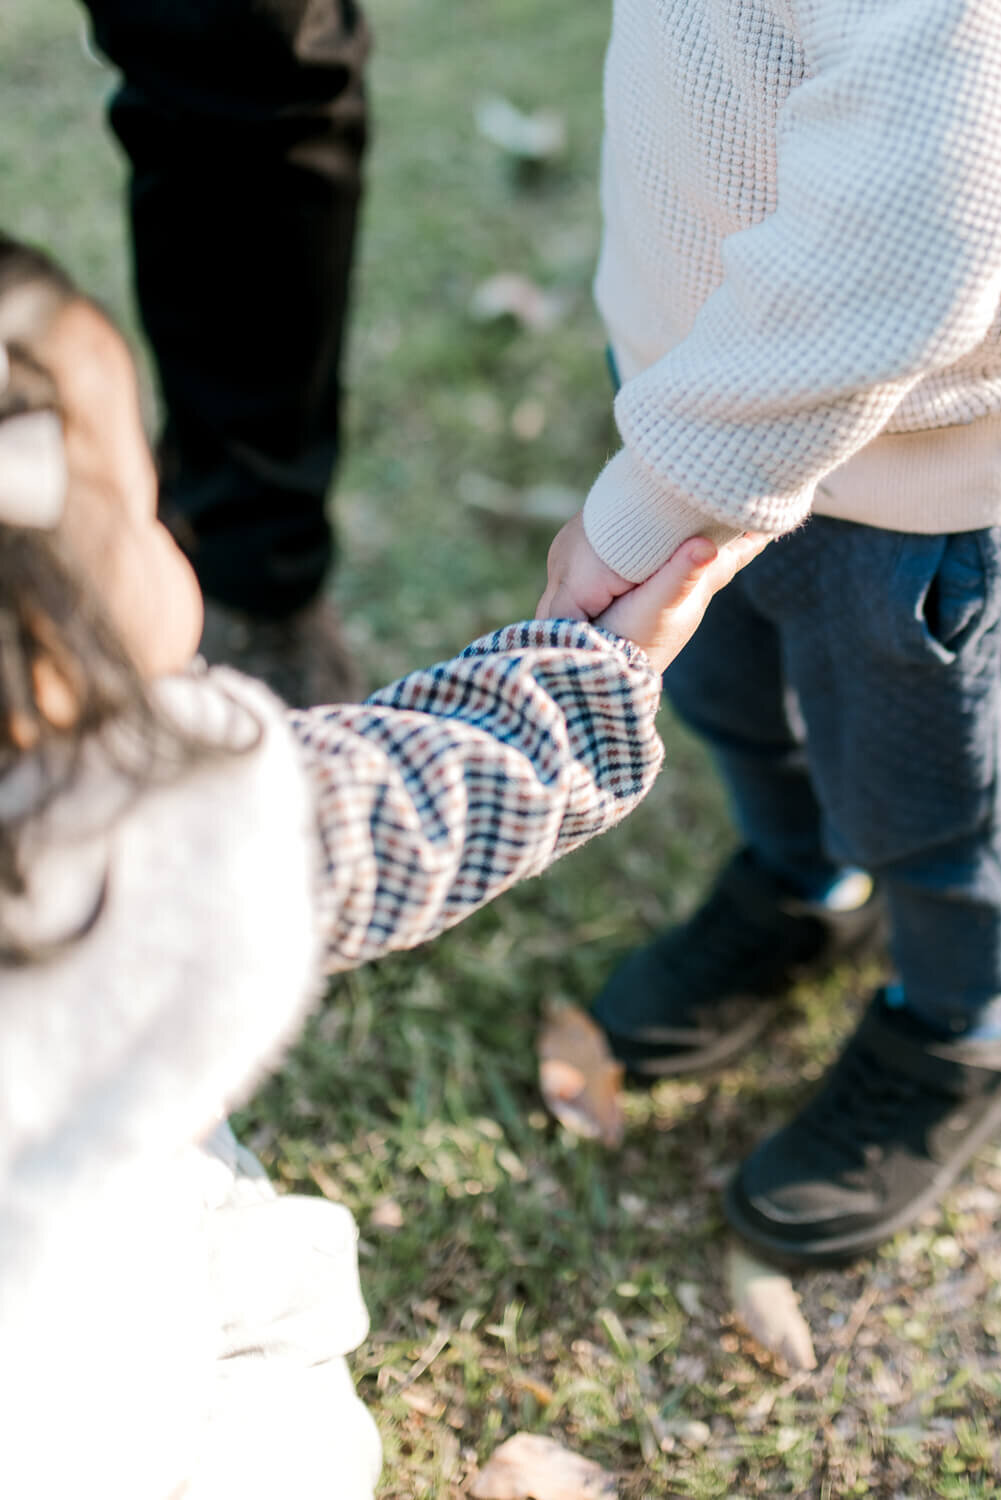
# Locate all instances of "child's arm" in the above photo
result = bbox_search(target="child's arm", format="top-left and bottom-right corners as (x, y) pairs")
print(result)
(289, 537), (761, 973)
(543, 0), (1001, 619)
(289, 617), (661, 972)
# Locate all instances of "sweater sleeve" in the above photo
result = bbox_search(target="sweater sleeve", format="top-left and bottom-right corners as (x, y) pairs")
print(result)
(286, 620), (663, 973)
(584, 0), (1001, 581)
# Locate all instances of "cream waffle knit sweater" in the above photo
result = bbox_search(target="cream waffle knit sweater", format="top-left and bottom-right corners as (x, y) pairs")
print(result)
(584, 0), (1001, 581)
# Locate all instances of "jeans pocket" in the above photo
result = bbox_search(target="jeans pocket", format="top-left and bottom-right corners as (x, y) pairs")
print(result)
(893, 530), (1001, 667)
(921, 532), (994, 657)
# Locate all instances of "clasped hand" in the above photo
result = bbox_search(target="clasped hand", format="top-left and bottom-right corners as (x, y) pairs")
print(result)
(536, 511), (768, 674)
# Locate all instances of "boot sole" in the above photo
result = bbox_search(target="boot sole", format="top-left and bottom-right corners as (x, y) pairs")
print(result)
(723, 1083), (1001, 1268)
(615, 997), (783, 1080)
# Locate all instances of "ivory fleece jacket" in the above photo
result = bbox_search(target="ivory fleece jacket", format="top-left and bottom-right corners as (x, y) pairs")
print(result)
(0, 623), (662, 1500)
(585, 0), (1001, 580)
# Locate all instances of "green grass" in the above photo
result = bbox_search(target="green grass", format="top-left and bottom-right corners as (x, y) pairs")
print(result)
(4, 3), (1001, 1495)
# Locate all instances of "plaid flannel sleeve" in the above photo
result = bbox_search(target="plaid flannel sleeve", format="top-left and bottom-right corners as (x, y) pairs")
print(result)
(287, 620), (664, 974)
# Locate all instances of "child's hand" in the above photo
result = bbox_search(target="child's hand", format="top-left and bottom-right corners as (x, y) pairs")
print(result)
(536, 513), (633, 622)
(595, 533), (769, 673)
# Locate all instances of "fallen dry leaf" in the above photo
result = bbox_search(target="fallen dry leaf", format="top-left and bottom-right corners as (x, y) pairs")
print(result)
(474, 96), (567, 161)
(538, 1002), (625, 1147)
(726, 1242), (817, 1371)
(369, 1196), (404, 1230)
(660, 1417), (711, 1451)
(470, 273), (568, 333)
(458, 471), (582, 526)
(511, 397), (547, 441)
(511, 1373), (555, 1406)
(675, 1280), (703, 1319)
(400, 1387), (446, 1419)
(469, 1432), (616, 1500)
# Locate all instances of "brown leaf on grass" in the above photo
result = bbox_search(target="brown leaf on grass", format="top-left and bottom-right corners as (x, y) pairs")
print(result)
(469, 273), (568, 332)
(458, 471), (582, 527)
(474, 96), (567, 161)
(538, 1002), (625, 1147)
(510, 1373), (554, 1406)
(370, 1196), (404, 1230)
(401, 1386), (446, 1419)
(726, 1242), (817, 1371)
(468, 1433), (617, 1499)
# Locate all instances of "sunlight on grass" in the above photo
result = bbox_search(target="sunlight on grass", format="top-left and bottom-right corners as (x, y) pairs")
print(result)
(4, 2), (1001, 1496)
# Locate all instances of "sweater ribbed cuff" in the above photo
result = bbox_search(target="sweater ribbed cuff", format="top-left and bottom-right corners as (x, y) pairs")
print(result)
(582, 449), (743, 583)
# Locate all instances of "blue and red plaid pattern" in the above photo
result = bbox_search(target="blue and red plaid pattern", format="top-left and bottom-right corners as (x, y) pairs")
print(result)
(288, 621), (664, 972)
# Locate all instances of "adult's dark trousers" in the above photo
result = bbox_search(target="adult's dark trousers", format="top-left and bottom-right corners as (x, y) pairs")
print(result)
(663, 515), (1001, 1034)
(80, 0), (369, 616)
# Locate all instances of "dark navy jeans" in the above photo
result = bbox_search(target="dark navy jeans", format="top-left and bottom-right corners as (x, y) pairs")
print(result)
(664, 516), (1001, 1032)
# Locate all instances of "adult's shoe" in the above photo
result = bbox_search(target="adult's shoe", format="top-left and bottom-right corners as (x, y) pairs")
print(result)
(199, 594), (361, 707)
(593, 849), (885, 1077)
(725, 990), (1001, 1266)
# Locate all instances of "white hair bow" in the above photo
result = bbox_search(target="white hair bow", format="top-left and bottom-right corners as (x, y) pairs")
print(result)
(0, 343), (66, 529)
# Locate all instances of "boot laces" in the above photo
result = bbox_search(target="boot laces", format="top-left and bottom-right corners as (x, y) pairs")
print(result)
(803, 1044), (924, 1155)
(672, 883), (816, 1001)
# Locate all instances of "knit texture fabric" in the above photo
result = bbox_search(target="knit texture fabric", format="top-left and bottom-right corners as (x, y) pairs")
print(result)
(587, 0), (1001, 580)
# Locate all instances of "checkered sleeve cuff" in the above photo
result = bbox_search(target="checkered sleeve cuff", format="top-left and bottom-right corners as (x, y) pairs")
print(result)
(287, 620), (664, 972)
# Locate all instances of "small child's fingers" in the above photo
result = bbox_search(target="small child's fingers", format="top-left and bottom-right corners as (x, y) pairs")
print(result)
(595, 540), (716, 641)
(595, 531), (771, 673)
(669, 536), (720, 591)
(682, 531), (770, 601)
(641, 530), (769, 611)
(600, 531), (768, 631)
(629, 536), (718, 612)
(536, 580), (590, 622)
